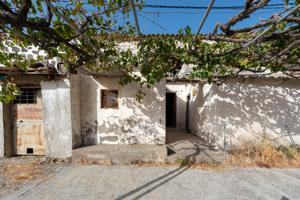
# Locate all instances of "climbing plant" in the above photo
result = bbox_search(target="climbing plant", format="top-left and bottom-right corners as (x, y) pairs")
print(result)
(0, 0), (300, 101)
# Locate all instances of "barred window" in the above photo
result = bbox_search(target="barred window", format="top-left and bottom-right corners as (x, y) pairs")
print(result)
(101, 90), (118, 108)
(14, 88), (38, 104)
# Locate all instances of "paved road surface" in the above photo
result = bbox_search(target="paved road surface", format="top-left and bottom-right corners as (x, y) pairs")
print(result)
(2, 165), (300, 200)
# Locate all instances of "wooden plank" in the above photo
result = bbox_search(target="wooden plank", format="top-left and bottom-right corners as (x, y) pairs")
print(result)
(13, 89), (45, 156)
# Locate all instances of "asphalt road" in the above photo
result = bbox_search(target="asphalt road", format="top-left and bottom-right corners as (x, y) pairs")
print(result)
(2, 165), (300, 200)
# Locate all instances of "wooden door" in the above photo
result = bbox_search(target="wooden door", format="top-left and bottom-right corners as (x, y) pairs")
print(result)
(13, 88), (45, 155)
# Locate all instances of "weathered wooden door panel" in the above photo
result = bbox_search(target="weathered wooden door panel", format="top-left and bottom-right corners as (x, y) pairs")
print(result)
(13, 88), (45, 155)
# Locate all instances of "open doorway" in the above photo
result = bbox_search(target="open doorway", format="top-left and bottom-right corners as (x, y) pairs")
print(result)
(166, 93), (176, 128)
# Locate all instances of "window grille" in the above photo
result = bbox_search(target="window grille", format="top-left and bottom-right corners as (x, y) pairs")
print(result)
(14, 88), (38, 104)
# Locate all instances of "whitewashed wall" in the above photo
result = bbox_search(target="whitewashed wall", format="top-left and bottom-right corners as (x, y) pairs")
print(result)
(0, 94), (3, 157)
(80, 74), (166, 145)
(190, 78), (300, 149)
(70, 74), (81, 148)
(41, 79), (73, 158)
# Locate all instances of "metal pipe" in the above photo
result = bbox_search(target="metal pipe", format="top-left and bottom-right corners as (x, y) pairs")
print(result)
(130, 0), (142, 36)
(192, 0), (216, 43)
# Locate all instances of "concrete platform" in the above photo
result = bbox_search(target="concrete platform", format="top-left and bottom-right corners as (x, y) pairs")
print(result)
(166, 129), (226, 163)
(73, 130), (225, 165)
(72, 144), (167, 165)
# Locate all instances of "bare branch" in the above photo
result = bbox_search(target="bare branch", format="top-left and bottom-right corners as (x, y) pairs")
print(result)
(210, 23), (221, 36)
(243, 4), (300, 48)
(285, 17), (300, 24)
(206, 36), (248, 43)
(259, 29), (292, 42)
(267, 39), (300, 62)
(0, 8), (89, 59)
(220, 0), (271, 35)
(46, 4), (53, 25)
(0, 2), (14, 14)
(224, 18), (275, 35)
(18, 0), (32, 20)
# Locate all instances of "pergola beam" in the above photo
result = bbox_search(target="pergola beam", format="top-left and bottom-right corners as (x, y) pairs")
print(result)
(130, 0), (142, 36)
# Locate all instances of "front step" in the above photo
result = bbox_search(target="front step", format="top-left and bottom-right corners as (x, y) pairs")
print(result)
(166, 143), (226, 164)
(72, 144), (167, 165)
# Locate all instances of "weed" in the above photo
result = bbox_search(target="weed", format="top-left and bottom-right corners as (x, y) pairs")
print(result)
(225, 138), (300, 168)
(176, 158), (189, 167)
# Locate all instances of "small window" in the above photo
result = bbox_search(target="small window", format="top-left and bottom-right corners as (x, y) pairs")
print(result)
(26, 148), (33, 154)
(14, 88), (38, 104)
(101, 90), (118, 108)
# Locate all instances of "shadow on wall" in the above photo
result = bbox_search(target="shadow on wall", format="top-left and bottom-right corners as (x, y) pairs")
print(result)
(191, 78), (300, 149)
(117, 97), (165, 144)
(189, 83), (212, 144)
(80, 75), (165, 146)
(98, 81), (165, 145)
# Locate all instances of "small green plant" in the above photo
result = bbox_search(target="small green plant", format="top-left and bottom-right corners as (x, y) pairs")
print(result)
(176, 158), (189, 167)
(0, 80), (21, 103)
(277, 146), (295, 160)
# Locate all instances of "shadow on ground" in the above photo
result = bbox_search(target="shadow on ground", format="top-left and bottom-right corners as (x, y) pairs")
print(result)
(115, 166), (189, 200)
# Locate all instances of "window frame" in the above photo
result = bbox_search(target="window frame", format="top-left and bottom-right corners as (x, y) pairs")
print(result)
(101, 89), (119, 109)
(13, 87), (40, 104)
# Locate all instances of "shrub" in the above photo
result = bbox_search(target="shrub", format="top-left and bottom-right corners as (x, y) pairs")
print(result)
(225, 138), (300, 168)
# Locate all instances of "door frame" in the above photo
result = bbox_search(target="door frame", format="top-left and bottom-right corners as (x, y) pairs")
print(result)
(12, 86), (45, 155)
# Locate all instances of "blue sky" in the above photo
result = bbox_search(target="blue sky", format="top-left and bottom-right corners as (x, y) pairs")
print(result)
(128, 0), (293, 34)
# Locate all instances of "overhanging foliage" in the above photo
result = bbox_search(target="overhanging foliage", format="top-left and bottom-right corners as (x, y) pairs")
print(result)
(0, 0), (299, 101)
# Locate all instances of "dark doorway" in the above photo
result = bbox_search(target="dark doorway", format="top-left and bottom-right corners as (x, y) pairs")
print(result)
(166, 93), (176, 128)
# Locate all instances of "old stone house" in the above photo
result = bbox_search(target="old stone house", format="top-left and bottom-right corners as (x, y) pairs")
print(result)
(1, 41), (300, 159)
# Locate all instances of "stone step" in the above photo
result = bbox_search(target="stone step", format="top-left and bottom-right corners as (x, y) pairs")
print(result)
(72, 144), (167, 165)
(166, 144), (226, 164)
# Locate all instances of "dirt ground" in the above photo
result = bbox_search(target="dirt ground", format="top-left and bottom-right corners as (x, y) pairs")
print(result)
(0, 156), (65, 198)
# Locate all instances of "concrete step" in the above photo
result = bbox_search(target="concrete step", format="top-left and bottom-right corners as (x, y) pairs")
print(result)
(72, 144), (167, 165)
(166, 143), (226, 164)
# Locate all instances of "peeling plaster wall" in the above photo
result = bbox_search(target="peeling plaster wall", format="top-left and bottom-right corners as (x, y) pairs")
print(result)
(3, 103), (12, 157)
(190, 78), (300, 149)
(80, 73), (99, 145)
(0, 99), (4, 157)
(70, 74), (81, 148)
(189, 83), (217, 145)
(80, 74), (166, 145)
(0, 85), (13, 157)
(166, 83), (192, 129)
(41, 79), (72, 158)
